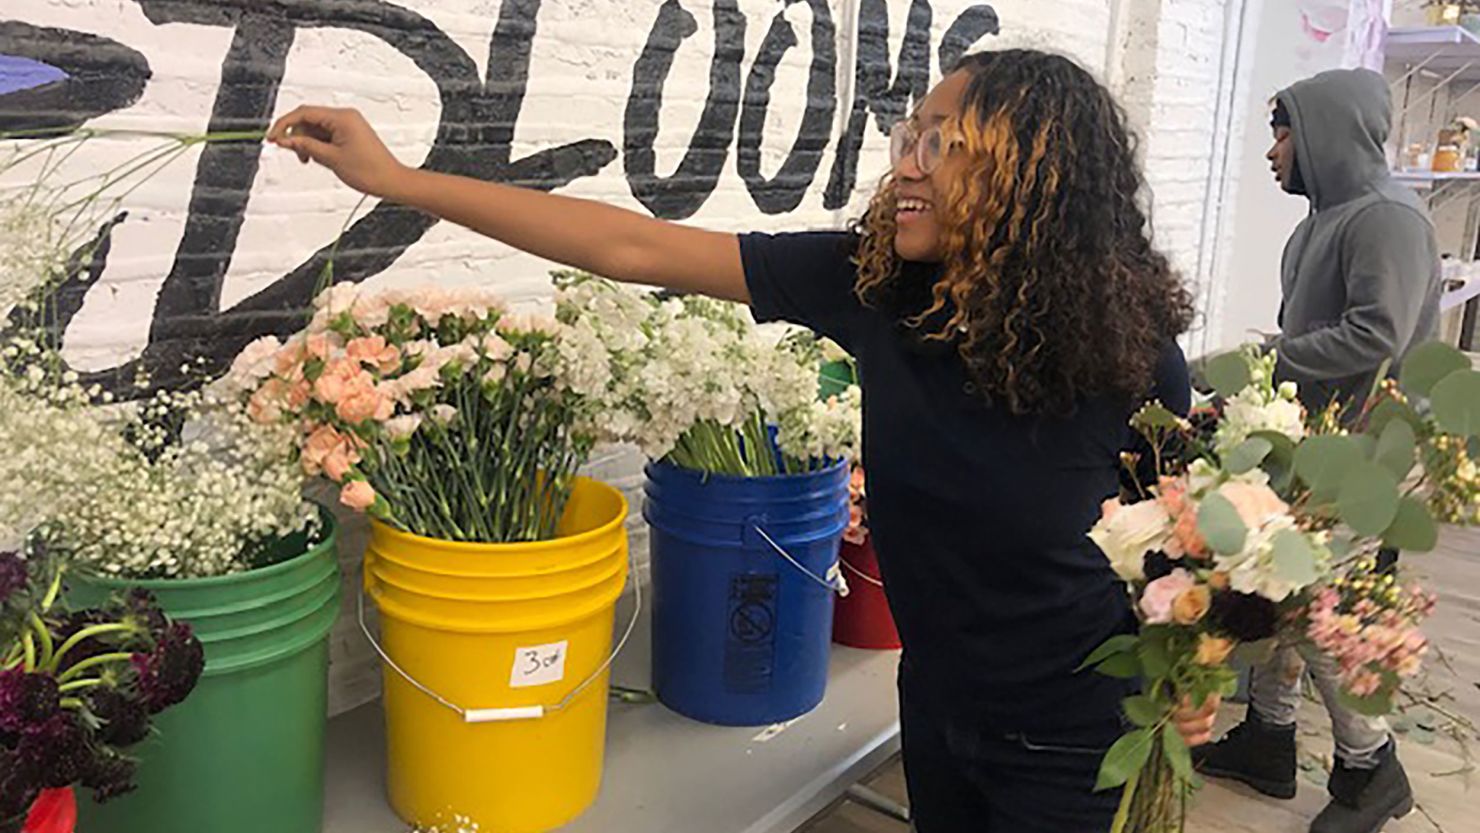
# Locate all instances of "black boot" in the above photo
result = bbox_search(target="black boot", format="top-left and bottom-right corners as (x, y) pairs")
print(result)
(1192, 714), (1298, 799)
(1310, 742), (1414, 833)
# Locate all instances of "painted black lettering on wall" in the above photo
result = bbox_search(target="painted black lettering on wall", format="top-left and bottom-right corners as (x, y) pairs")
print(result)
(0, 1), (998, 392)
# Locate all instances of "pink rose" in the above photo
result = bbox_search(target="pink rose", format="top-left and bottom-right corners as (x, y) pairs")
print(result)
(1218, 481), (1288, 529)
(1139, 570), (1199, 625)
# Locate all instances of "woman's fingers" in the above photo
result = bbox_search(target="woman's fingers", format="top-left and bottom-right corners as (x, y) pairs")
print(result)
(1172, 693), (1221, 747)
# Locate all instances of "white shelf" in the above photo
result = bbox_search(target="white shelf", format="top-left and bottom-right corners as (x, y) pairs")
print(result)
(323, 584), (904, 833)
(1393, 170), (1480, 188)
(1387, 26), (1480, 81)
(1443, 278), (1480, 310)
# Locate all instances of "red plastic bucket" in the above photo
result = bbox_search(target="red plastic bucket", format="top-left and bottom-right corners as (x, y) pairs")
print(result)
(831, 540), (901, 650)
(23, 789), (75, 833)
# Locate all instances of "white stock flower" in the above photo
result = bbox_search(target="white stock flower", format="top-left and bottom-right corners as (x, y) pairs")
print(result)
(1215, 392), (1305, 455)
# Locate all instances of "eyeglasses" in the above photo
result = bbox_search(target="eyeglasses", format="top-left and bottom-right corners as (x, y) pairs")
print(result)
(889, 119), (956, 175)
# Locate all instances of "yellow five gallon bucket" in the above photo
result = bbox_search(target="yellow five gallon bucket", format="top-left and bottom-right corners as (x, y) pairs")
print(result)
(363, 477), (630, 833)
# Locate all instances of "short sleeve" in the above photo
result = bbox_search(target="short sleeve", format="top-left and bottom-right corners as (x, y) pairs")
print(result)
(1152, 341), (1192, 417)
(739, 231), (865, 349)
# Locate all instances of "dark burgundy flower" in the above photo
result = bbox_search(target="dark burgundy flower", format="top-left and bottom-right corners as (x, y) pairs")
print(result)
(0, 670), (60, 734)
(130, 623), (203, 714)
(49, 608), (116, 665)
(0, 553), (26, 604)
(0, 752), (40, 831)
(120, 590), (168, 638)
(81, 749), (137, 804)
(1209, 591), (1280, 642)
(1143, 551), (1176, 582)
(16, 714), (89, 789)
(85, 687), (150, 747)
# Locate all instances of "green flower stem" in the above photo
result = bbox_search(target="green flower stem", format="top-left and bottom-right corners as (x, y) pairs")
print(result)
(56, 652), (135, 684)
(51, 623), (137, 670)
(1110, 765), (1141, 833)
(22, 633), (35, 671)
(57, 678), (105, 695)
(40, 566), (63, 611)
(28, 612), (54, 669)
(59, 697), (84, 711)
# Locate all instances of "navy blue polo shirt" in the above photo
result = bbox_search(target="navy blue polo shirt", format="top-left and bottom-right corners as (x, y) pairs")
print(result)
(739, 231), (1191, 732)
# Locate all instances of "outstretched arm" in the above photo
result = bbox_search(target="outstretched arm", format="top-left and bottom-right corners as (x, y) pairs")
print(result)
(268, 106), (749, 303)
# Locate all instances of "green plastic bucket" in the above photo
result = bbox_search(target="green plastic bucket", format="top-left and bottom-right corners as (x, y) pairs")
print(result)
(66, 512), (341, 833)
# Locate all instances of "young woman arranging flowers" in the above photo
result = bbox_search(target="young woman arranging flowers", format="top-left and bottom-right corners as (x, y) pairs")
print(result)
(270, 49), (1203, 831)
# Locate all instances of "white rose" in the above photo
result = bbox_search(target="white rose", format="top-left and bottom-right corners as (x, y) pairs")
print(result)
(1088, 499), (1171, 582)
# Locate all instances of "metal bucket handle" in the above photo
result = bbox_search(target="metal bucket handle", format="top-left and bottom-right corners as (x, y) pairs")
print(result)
(357, 550), (641, 724)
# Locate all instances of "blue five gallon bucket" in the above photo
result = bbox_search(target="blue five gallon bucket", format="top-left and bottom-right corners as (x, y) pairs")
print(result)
(643, 460), (850, 726)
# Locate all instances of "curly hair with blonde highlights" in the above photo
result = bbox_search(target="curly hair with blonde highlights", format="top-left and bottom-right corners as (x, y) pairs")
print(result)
(854, 50), (1195, 416)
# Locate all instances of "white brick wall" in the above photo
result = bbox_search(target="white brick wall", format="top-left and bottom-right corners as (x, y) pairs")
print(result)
(2, 0), (1238, 714)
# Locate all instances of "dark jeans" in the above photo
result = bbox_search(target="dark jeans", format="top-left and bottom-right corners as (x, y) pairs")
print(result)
(899, 682), (1123, 833)
(1376, 547), (1399, 575)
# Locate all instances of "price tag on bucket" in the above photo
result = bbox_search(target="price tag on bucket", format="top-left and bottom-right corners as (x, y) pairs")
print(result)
(511, 641), (568, 688)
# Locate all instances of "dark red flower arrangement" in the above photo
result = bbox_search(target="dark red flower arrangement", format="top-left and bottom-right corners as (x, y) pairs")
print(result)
(1, 549), (203, 832)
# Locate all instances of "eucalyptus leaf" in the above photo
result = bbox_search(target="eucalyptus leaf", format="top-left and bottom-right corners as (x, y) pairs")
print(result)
(1251, 431), (1298, 493)
(1271, 529), (1319, 587)
(1384, 496), (1439, 553)
(1198, 492), (1248, 555)
(1337, 463), (1402, 537)
(1205, 352), (1254, 399)
(1374, 418), (1417, 480)
(1367, 398), (1422, 439)
(1431, 370), (1480, 437)
(1294, 435), (1365, 498)
(1225, 437), (1274, 475)
(1400, 341), (1469, 398)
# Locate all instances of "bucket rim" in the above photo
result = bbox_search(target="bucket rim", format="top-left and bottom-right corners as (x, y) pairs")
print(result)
(71, 503), (338, 591)
(644, 457), (848, 485)
(366, 476), (628, 554)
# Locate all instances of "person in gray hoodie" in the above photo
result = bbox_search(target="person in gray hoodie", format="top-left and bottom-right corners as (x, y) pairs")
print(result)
(1194, 69), (1438, 833)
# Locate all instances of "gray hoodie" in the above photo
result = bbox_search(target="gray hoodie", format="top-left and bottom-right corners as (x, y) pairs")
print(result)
(1272, 69), (1441, 411)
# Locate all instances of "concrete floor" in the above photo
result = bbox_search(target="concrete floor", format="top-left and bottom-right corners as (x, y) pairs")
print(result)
(803, 526), (1479, 833)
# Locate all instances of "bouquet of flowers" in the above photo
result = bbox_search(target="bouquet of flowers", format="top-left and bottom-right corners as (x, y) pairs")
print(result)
(1, 547), (204, 831)
(1085, 342), (1479, 833)
(228, 282), (594, 543)
(553, 273), (861, 476)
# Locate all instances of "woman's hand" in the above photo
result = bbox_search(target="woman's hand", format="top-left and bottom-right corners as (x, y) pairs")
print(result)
(267, 106), (409, 199)
(1172, 693), (1220, 747)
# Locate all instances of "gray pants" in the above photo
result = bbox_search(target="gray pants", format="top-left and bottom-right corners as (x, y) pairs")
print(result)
(1248, 640), (1391, 769)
